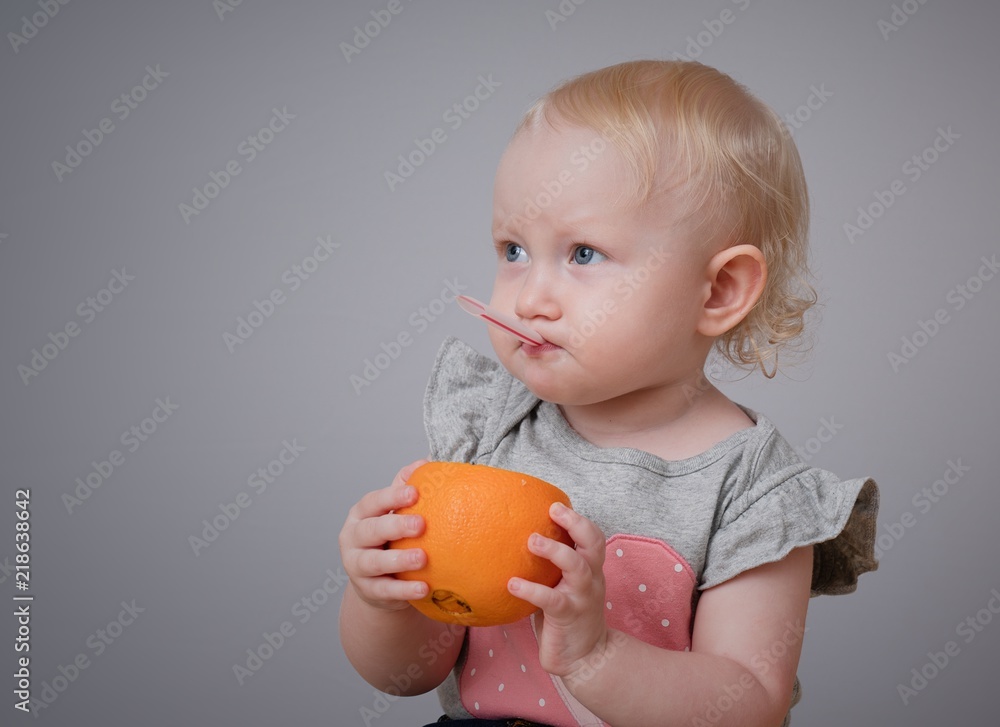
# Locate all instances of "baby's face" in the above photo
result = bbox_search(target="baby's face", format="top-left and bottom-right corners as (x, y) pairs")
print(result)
(489, 122), (716, 406)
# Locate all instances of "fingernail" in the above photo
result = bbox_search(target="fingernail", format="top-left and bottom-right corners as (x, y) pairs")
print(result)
(403, 486), (417, 501)
(405, 515), (421, 531)
(552, 502), (567, 515)
(508, 578), (520, 592)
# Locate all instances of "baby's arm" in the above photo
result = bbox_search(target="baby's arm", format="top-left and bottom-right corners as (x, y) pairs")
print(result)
(338, 460), (465, 694)
(517, 505), (812, 726)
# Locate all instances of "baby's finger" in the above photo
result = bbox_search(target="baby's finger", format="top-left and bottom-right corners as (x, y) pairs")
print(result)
(551, 503), (606, 571)
(506, 575), (553, 613)
(356, 544), (427, 578)
(354, 511), (424, 550)
(360, 575), (429, 605)
(350, 481), (418, 523)
(391, 458), (430, 489)
(527, 531), (592, 594)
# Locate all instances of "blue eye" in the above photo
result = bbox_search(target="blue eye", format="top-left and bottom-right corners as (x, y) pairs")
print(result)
(571, 246), (607, 265)
(504, 243), (527, 263)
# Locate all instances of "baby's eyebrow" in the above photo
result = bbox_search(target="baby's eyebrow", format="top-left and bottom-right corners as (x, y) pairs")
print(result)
(491, 219), (516, 238)
(492, 214), (603, 238)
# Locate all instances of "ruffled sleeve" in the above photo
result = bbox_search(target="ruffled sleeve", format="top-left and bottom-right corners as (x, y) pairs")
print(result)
(423, 336), (503, 463)
(700, 422), (880, 596)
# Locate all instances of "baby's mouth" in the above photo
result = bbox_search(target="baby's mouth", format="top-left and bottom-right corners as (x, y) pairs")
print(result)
(520, 339), (561, 354)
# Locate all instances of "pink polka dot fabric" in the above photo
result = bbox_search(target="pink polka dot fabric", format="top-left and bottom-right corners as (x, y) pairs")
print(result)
(603, 534), (695, 651)
(458, 534), (696, 725)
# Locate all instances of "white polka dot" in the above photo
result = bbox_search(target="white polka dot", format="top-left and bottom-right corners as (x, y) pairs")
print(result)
(498, 683), (505, 692)
(674, 563), (683, 573)
(474, 702), (480, 710)
(661, 619), (670, 627)
(520, 664), (527, 672)
(539, 698), (546, 707)
(488, 649), (494, 657)
(503, 630), (508, 640)
(615, 548), (624, 557)
(606, 601), (613, 610)
(684, 646), (690, 652)
(470, 668), (476, 676)
(638, 584), (647, 592)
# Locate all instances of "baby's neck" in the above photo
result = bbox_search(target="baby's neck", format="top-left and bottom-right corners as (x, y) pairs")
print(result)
(557, 384), (755, 462)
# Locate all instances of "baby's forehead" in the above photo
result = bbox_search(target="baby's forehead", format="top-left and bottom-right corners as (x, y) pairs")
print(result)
(511, 116), (693, 181)
(504, 121), (611, 163)
(499, 112), (733, 239)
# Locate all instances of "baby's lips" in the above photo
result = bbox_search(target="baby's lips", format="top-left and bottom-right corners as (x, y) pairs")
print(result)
(521, 337), (560, 350)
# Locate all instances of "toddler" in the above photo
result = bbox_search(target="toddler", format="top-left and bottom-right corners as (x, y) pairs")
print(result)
(339, 60), (879, 727)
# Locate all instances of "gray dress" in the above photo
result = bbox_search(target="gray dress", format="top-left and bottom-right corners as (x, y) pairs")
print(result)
(424, 337), (879, 726)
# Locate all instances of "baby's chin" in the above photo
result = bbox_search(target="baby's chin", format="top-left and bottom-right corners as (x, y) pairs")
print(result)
(490, 336), (606, 403)
(499, 360), (604, 407)
(492, 348), (550, 395)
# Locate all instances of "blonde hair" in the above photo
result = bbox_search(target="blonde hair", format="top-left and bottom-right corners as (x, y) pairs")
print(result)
(514, 60), (817, 377)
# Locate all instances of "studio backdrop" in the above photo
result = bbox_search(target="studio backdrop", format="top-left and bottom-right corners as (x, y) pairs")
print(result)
(2, 1), (998, 725)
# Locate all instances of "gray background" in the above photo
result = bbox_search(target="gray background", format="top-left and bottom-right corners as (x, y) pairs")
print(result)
(2, 1), (998, 725)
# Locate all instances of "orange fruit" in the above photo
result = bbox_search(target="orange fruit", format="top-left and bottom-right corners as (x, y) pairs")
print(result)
(389, 461), (573, 627)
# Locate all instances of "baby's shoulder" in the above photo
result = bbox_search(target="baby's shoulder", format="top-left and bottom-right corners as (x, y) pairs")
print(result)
(424, 336), (537, 461)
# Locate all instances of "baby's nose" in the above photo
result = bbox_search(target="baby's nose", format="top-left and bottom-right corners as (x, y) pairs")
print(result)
(514, 268), (560, 321)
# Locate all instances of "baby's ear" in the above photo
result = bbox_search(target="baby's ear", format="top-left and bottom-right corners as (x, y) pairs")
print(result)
(697, 245), (767, 338)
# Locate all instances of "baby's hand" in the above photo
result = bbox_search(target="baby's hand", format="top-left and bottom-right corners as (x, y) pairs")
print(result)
(338, 459), (430, 612)
(508, 503), (608, 679)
